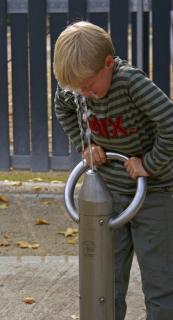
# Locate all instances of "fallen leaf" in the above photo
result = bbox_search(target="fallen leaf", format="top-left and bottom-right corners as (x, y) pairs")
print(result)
(67, 238), (78, 245)
(16, 241), (30, 249)
(32, 244), (39, 249)
(58, 227), (78, 237)
(65, 228), (78, 237)
(0, 195), (8, 203)
(71, 315), (79, 320)
(23, 297), (36, 304)
(11, 181), (22, 187)
(0, 203), (8, 209)
(40, 200), (52, 205)
(30, 177), (43, 182)
(51, 180), (62, 184)
(0, 239), (10, 246)
(32, 186), (44, 192)
(4, 233), (10, 239)
(16, 241), (40, 249)
(35, 218), (49, 225)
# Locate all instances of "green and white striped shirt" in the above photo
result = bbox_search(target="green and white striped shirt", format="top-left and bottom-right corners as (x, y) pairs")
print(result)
(55, 57), (173, 194)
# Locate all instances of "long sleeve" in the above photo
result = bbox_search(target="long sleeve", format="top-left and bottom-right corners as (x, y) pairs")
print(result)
(54, 84), (83, 152)
(129, 71), (173, 175)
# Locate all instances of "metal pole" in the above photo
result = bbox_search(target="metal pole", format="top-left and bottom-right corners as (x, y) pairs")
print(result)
(78, 170), (114, 319)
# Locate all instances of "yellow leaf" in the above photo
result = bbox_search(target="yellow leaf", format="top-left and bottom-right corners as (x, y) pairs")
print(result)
(0, 203), (8, 209)
(16, 241), (40, 249)
(0, 195), (8, 203)
(35, 218), (49, 225)
(71, 315), (79, 320)
(23, 297), (36, 304)
(16, 241), (30, 248)
(31, 243), (40, 249)
(0, 239), (10, 246)
(67, 238), (77, 245)
(11, 181), (22, 187)
(51, 180), (62, 184)
(58, 227), (78, 238)
(4, 233), (10, 239)
(31, 177), (43, 182)
(40, 200), (52, 205)
(32, 186), (43, 192)
(65, 228), (78, 237)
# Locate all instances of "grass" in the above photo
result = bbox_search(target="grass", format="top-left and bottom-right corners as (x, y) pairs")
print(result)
(0, 170), (70, 183)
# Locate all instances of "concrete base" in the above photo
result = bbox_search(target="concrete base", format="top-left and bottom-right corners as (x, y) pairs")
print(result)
(0, 255), (145, 320)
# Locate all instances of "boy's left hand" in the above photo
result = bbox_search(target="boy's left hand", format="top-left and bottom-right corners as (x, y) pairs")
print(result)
(124, 157), (150, 179)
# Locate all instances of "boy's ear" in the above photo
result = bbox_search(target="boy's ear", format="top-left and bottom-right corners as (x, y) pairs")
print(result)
(105, 55), (114, 69)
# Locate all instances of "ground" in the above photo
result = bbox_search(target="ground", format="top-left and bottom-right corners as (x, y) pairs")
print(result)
(0, 187), (145, 319)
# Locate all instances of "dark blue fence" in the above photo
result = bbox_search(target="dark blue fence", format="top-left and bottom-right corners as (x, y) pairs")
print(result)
(0, 0), (172, 171)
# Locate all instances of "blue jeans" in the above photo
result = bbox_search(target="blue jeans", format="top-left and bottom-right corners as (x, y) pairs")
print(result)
(112, 191), (173, 320)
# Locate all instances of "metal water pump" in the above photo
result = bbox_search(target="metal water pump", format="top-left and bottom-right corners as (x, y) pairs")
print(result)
(65, 152), (147, 320)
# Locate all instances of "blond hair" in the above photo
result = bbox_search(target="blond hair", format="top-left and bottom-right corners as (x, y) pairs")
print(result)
(53, 21), (115, 89)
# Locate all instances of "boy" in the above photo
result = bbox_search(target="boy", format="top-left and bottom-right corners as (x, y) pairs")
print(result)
(54, 21), (173, 320)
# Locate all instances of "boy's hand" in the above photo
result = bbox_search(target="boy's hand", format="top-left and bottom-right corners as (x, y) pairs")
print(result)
(124, 157), (150, 179)
(83, 144), (106, 166)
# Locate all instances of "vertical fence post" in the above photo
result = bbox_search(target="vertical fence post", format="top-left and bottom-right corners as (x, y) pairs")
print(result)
(68, 0), (87, 167)
(110, 0), (129, 59)
(68, 0), (87, 23)
(137, 0), (143, 69)
(131, 1), (150, 75)
(131, 10), (137, 66)
(152, 0), (171, 96)
(11, 13), (30, 167)
(88, 0), (109, 30)
(29, 0), (49, 171)
(0, 0), (10, 170)
(50, 6), (70, 170)
(143, 11), (150, 76)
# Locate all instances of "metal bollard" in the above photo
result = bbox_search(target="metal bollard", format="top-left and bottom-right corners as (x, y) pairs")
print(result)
(64, 152), (147, 320)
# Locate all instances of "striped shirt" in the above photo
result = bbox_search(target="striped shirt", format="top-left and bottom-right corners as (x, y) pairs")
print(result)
(55, 57), (173, 194)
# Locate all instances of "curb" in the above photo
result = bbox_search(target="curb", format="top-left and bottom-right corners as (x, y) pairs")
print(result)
(0, 181), (81, 194)
(0, 181), (65, 194)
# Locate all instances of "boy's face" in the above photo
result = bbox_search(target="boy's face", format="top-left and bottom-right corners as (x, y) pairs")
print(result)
(76, 55), (114, 99)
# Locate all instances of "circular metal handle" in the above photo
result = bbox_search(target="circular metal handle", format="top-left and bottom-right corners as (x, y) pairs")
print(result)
(64, 152), (147, 228)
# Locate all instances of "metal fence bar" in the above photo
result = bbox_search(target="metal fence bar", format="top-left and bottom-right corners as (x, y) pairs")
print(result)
(88, 12), (108, 31)
(68, 0), (87, 167)
(143, 11), (150, 76)
(29, 0), (49, 171)
(137, 0), (143, 69)
(110, 0), (129, 60)
(68, 0), (87, 22)
(11, 13), (30, 158)
(50, 12), (69, 168)
(0, 0), (10, 170)
(131, 11), (137, 66)
(152, 0), (171, 96)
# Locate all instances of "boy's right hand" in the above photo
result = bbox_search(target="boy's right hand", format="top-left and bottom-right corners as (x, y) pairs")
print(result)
(83, 144), (107, 167)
